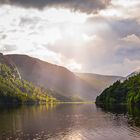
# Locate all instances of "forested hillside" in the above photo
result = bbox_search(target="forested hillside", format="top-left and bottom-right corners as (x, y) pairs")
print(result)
(0, 62), (57, 104)
(96, 73), (140, 106)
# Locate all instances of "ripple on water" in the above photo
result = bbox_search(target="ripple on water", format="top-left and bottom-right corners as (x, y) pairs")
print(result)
(0, 104), (140, 140)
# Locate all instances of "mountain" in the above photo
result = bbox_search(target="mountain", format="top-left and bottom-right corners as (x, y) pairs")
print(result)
(4, 54), (122, 101)
(0, 53), (57, 104)
(5, 54), (97, 100)
(76, 73), (122, 98)
(96, 71), (140, 106)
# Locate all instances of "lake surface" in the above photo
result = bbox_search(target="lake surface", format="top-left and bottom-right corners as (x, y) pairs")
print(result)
(0, 104), (140, 140)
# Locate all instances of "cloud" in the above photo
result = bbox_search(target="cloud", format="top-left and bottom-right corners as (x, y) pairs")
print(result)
(97, 0), (140, 25)
(109, 19), (140, 38)
(122, 34), (140, 44)
(92, 58), (140, 76)
(0, 0), (111, 13)
(47, 16), (140, 75)
(1, 44), (17, 52)
(0, 1), (140, 76)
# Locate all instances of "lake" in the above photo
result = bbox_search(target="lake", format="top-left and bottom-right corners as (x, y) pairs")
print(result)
(0, 103), (140, 140)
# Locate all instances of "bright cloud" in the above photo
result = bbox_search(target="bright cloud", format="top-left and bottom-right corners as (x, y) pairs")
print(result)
(122, 34), (140, 44)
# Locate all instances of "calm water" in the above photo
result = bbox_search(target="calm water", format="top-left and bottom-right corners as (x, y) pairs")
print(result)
(0, 104), (140, 140)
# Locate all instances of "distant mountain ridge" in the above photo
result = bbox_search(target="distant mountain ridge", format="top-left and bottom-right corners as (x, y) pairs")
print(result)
(4, 54), (122, 100)
(76, 73), (122, 98)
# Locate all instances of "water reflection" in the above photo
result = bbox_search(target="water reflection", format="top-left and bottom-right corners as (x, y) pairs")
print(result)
(96, 104), (127, 114)
(128, 106), (140, 127)
(0, 104), (140, 140)
(0, 104), (57, 140)
(96, 104), (140, 127)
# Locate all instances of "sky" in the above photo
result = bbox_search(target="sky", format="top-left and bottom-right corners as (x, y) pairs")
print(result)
(0, 0), (140, 76)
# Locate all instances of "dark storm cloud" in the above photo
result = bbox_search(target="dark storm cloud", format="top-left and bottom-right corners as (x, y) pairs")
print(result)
(0, 0), (111, 13)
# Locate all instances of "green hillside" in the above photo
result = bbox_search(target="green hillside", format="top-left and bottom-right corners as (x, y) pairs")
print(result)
(0, 64), (57, 105)
(96, 73), (140, 106)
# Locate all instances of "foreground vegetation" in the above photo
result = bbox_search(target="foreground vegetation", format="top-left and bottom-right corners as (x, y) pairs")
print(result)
(0, 64), (57, 104)
(96, 73), (140, 106)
